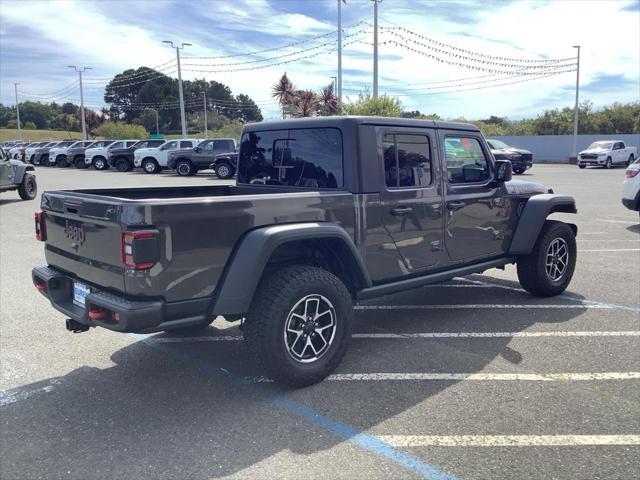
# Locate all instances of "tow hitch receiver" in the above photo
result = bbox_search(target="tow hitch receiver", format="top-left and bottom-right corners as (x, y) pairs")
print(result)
(66, 319), (90, 333)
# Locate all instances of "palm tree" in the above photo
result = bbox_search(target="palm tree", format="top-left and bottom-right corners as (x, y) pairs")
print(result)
(318, 84), (339, 116)
(271, 73), (296, 119)
(293, 90), (318, 118)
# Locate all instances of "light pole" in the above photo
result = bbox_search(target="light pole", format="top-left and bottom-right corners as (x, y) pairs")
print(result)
(372, 0), (382, 99)
(330, 76), (337, 95)
(571, 45), (581, 161)
(14, 83), (21, 140)
(68, 66), (91, 140)
(163, 40), (191, 138)
(203, 92), (208, 139)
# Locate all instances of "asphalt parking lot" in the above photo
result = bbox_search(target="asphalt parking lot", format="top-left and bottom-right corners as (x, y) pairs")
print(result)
(1, 164), (638, 479)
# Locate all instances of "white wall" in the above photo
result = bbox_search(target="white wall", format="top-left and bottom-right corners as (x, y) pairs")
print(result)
(491, 134), (640, 163)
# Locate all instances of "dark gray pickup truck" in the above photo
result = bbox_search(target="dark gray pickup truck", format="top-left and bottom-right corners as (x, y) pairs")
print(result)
(33, 117), (578, 386)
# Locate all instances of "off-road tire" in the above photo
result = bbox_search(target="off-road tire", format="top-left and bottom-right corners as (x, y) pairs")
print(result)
(115, 158), (131, 172)
(244, 265), (353, 387)
(517, 220), (576, 297)
(215, 161), (234, 179)
(175, 159), (195, 177)
(142, 158), (160, 174)
(18, 173), (37, 200)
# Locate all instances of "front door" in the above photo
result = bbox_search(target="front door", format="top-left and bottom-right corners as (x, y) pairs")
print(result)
(0, 149), (13, 187)
(440, 131), (510, 263)
(379, 128), (444, 273)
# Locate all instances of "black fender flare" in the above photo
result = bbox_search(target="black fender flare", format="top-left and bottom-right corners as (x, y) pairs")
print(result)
(509, 194), (577, 255)
(212, 223), (371, 315)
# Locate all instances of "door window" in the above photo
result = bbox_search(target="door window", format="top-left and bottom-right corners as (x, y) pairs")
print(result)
(179, 141), (193, 148)
(444, 136), (491, 184)
(161, 141), (178, 151)
(383, 133), (432, 188)
(614, 142), (624, 150)
(201, 141), (214, 151)
(109, 142), (123, 149)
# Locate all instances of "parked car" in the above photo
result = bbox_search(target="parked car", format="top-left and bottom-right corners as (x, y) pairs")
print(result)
(64, 141), (96, 168)
(46, 140), (80, 167)
(84, 141), (122, 170)
(133, 139), (202, 174)
(25, 142), (50, 164)
(578, 141), (637, 169)
(166, 138), (238, 176)
(111, 139), (166, 172)
(210, 152), (239, 179)
(0, 146), (37, 200)
(75, 140), (112, 169)
(33, 142), (63, 166)
(9, 142), (32, 160)
(32, 117), (578, 387)
(486, 139), (533, 174)
(622, 157), (640, 213)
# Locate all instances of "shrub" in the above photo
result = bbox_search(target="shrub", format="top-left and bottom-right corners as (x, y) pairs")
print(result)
(24, 121), (37, 130)
(343, 91), (402, 117)
(93, 121), (147, 139)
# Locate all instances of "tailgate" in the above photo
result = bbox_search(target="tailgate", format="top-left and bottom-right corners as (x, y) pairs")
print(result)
(42, 193), (125, 293)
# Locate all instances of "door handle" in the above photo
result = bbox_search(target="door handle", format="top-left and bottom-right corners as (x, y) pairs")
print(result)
(390, 206), (413, 216)
(446, 201), (466, 211)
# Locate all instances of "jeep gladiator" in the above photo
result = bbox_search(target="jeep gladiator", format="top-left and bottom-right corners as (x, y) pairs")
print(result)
(33, 117), (578, 386)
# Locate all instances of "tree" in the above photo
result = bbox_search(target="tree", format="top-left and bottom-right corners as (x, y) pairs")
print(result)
(235, 94), (263, 122)
(272, 73), (297, 119)
(24, 121), (37, 130)
(136, 109), (158, 133)
(293, 90), (318, 117)
(317, 85), (339, 116)
(93, 121), (147, 139)
(343, 91), (402, 117)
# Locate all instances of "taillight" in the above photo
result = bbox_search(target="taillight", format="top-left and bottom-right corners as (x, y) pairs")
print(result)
(626, 169), (639, 178)
(121, 230), (159, 270)
(34, 212), (47, 241)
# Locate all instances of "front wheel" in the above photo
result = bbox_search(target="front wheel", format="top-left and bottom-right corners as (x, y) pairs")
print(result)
(18, 173), (37, 200)
(512, 166), (525, 175)
(56, 156), (68, 168)
(92, 157), (108, 170)
(517, 220), (576, 297)
(628, 154), (635, 166)
(175, 159), (194, 177)
(244, 265), (353, 386)
(74, 157), (87, 169)
(215, 161), (234, 179)
(605, 157), (612, 169)
(578, 164), (586, 169)
(115, 159), (131, 172)
(142, 158), (160, 174)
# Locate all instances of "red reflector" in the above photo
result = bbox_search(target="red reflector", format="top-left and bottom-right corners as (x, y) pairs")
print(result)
(34, 212), (47, 241)
(35, 279), (47, 292)
(626, 169), (639, 178)
(113, 312), (121, 322)
(88, 308), (109, 320)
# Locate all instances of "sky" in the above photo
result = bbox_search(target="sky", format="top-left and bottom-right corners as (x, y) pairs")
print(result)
(0, 0), (638, 121)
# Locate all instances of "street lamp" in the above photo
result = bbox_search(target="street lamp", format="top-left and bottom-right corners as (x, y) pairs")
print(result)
(571, 45), (581, 162)
(163, 40), (192, 138)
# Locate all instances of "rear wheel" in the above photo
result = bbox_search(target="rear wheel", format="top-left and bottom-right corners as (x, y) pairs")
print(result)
(215, 161), (234, 179)
(74, 156), (87, 169)
(56, 156), (68, 168)
(92, 157), (108, 170)
(115, 158), (131, 172)
(175, 159), (194, 177)
(142, 158), (160, 174)
(517, 220), (576, 297)
(244, 265), (353, 386)
(18, 173), (37, 200)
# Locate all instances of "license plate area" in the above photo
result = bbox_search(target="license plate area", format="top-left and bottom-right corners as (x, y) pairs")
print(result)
(73, 281), (90, 308)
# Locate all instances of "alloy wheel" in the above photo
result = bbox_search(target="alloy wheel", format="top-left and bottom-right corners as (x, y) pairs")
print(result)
(283, 294), (337, 363)
(545, 237), (569, 281)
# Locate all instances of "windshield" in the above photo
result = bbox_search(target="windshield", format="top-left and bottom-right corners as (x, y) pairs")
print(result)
(587, 142), (613, 150)
(487, 139), (510, 149)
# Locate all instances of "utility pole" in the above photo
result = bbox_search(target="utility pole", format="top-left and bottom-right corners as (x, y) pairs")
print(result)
(68, 66), (91, 140)
(163, 40), (192, 138)
(372, 0), (382, 99)
(14, 83), (21, 140)
(203, 92), (208, 139)
(571, 45), (581, 161)
(330, 76), (337, 94)
(337, 0), (343, 110)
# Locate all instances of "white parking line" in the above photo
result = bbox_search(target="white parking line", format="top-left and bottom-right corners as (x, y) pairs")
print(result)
(0, 380), (61, 407)
(579, 248), (639, 252)
(151, 335), (241, 343)
(377, 435), (640, 447)
(355, 304), (608, 310)
(324, 372), (640, 382)
(597, 219), (638, 225)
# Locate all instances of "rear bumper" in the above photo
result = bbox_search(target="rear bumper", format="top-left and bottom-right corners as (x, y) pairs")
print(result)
(32, 265), (211, 333)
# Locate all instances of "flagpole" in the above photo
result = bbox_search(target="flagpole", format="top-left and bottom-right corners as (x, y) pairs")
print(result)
(337, 0), (343, 111)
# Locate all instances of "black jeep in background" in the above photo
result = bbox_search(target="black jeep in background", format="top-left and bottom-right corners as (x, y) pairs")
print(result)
(33, 117), (578, 387)
(167, 138), (237, 176)
(108, 140), (162, 172)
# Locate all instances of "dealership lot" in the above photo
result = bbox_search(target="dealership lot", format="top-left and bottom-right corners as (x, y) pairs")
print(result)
(1, 165), (638, 479)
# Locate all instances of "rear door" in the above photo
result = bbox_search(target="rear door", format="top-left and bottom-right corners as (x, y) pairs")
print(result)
(378, 127), (445, 273)
(439, 131), (510, 262)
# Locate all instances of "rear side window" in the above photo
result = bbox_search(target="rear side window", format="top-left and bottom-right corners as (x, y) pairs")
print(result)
(238, 128), (343, 189)
(383, 133), (432, 188)
(109, 141), (123, 149)
(444, 136), (491, 185)
(179, 140), (193, 148)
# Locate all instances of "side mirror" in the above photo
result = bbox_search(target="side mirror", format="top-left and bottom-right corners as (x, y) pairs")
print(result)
(495, 160), (512, 183)
(194, 147), (201, 153)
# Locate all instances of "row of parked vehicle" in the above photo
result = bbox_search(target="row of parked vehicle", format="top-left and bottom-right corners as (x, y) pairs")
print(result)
(1, 137), (240, 178)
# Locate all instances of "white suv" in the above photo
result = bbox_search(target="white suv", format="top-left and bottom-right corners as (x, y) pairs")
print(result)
(622, 158), (640, 213)
(134, 138), (202, 174)
(85, 140), (137, 170)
